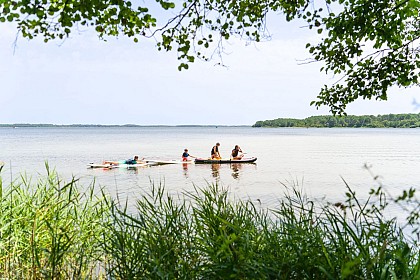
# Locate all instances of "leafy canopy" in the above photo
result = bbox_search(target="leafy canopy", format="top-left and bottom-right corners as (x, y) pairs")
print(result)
(1, 0), (419, 114)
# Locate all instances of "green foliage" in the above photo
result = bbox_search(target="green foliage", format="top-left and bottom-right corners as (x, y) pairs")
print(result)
(1, 167), (419, 279)
(102, 185), (198, 279)
(0, 0), (156, 42)
(253, 113), (420, 128)
(103, 182), (420, 279)
(0, 165), (109, 279)
(307, 0), (420, 114)
(2, 0), (419, 111)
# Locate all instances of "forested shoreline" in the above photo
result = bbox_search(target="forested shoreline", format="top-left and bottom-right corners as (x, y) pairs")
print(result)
(253, 113), (420, 128)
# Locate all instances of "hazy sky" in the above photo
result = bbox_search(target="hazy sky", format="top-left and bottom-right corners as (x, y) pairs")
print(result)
(1, 12), (418, 125)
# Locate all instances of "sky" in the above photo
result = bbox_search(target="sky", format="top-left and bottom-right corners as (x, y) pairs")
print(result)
(1, 10), (419, 125)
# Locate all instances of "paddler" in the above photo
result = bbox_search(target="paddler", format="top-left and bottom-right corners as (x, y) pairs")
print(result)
(231, 145), (244, 160)
(211, 142), (221, 159)
(182, 149), (196, 161)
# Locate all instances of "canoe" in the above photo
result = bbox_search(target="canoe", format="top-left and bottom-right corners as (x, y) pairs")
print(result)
(194, 157), (257, 164)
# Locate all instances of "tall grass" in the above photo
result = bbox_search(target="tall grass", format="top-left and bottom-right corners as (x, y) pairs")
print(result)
(0, 165), (109, 279)
(0, 165), (419, 279)
(104, 183), (420, 279)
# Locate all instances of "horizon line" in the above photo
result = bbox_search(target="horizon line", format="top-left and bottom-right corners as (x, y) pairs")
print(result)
(0, 123), (253, 127)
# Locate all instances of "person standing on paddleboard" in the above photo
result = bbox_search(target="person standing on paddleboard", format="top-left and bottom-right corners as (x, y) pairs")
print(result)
(211, 143), (221, 159)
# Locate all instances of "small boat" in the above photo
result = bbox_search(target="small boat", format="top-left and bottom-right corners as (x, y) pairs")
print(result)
(194, 157), (257, 164)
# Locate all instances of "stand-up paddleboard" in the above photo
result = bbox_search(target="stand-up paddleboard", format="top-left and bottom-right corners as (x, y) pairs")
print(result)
(194, 157), (257, 164)
(120, 163), (150, 168)
(88, 162), (151, 169)
(146, 159), (194, 165)
(87, 163), (118, 169)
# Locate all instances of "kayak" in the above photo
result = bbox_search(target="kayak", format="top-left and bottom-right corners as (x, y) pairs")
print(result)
(194, 157), (257, 164)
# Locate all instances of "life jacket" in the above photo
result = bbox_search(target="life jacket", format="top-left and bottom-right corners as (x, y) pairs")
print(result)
(232, 149), (239, 157)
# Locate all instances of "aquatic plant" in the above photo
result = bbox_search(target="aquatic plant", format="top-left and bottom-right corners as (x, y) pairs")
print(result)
(104, 183), (420, 279)
(0, 166), (418, 279)
(0, 165), (109, 279)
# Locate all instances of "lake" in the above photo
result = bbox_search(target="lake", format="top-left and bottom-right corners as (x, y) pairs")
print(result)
(1, 126), (419, 208)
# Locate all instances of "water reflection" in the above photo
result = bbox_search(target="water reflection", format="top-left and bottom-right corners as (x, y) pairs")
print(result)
(87, 165), (149, 175)
(211, 163), (221, 179)
(182, 163), (189, 178)
(192, 162), (257, 181)
(126, 166), (141, 174)
(231, 163), (242, 179)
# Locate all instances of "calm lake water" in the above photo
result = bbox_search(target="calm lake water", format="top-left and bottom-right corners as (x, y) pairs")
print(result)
(1, 126), (419, 208)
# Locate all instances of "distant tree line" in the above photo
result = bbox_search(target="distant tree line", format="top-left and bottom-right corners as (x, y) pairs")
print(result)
(253, 114), (420, 128)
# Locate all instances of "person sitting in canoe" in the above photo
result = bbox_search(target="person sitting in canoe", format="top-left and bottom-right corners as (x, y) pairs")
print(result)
(231, 145), (244, 160)
(104, 155), (144, 166)
(211, 143), (221, 159)
(182, 149), (196, 161)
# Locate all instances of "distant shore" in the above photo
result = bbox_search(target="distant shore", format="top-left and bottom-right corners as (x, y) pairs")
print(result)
(253, 113), (420, 128)
(0, 124), (251, 128)
(4, 113), (420, 128)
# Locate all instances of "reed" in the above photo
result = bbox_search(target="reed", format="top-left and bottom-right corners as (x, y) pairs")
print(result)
(0, 166), (419, 279)
(0, 165), (109, 279)
(104, 183), (420, 279)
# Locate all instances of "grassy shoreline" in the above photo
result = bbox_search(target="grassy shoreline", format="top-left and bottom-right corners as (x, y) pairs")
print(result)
(1, 166), (419, 279)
